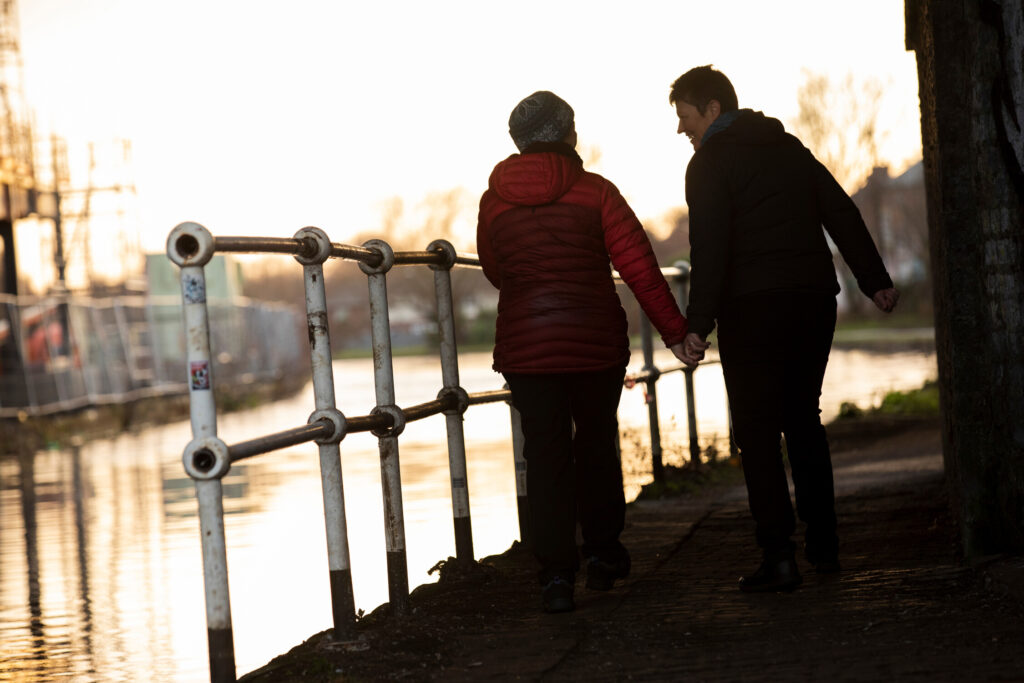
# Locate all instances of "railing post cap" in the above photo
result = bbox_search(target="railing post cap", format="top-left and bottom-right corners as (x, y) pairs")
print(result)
(167, 222), (215, 267)
(182, 436), (231, 480)
(370, 404), (406, 438)
(308, 408), (347, 444)
(359, 239), (395, 275)
(437, 386), (470, 415)
(293, 226), (332, 265)
(640, 365), (662, 382)
(426, 239), (457, 271)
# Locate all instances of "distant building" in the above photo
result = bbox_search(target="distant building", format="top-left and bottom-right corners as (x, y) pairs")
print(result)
(146, 253), (245, 300)
(845, 161), (930, 313)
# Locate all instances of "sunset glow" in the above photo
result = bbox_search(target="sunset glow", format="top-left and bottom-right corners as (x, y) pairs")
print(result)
(17, 0), (921, 259)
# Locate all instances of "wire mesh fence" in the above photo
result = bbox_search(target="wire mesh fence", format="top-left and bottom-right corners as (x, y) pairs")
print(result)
(0, 293), (306, 417)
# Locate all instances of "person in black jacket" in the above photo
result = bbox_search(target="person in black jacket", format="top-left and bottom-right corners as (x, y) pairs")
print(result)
(670, 65), (899, 592)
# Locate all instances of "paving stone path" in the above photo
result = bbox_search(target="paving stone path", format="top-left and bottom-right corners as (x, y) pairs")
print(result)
(242, 422), (1024, 682)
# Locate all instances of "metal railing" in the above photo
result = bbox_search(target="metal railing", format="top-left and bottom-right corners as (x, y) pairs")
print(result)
(167, 222), (730, 683)
(0, 292), (306, 418)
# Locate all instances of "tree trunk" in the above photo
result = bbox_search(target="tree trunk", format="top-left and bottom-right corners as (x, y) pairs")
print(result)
(906, 0), (1024, 556)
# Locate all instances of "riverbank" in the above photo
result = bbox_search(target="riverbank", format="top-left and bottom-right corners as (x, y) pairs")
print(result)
(0, 372), (308, 455)
(831, 324), (935, 352)
(237, 413), (1024, 683)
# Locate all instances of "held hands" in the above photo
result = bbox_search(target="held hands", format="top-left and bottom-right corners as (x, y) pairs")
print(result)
(671, 332), (711, 368)
(872, 288), (900, 313)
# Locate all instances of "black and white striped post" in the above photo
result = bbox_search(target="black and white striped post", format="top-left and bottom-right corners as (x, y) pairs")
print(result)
(359, 239), (410, 614)
(293, 226), (357, 639)
(639, 315), (665, 482)
(428, 239), (475, 564)
(671, 261), (702, 464)
(168, 221), (236, 683)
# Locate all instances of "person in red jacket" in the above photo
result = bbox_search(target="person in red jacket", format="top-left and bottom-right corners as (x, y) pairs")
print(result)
(477, 90), (700, 613)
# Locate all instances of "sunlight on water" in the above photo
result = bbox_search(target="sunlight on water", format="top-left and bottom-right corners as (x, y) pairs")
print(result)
(0, 348), (936, 681)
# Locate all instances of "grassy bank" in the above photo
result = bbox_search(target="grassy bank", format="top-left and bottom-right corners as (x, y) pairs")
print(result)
(836, 379), (940, 420)
(634, 379), (941, 502)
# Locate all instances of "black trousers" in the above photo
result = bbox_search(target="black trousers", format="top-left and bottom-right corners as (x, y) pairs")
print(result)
(504, 367), (628, 584)
(717, 291), (839, 560)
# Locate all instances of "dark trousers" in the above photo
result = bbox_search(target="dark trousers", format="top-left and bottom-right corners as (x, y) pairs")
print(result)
(718, 291), (839, 560)
(504, 367), (628, 584)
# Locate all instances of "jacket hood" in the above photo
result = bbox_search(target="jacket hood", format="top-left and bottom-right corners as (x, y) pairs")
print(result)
(488, 146), (584, 206)
(713, 109), (787, 146)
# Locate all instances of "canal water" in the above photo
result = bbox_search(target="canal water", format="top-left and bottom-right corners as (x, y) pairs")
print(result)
(0, 347), (936, 682)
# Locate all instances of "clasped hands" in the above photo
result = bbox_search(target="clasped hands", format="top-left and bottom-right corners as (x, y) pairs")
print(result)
(670, 332), (711, 368)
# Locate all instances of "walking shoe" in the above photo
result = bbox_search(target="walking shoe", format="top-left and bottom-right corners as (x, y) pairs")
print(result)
(585, 555), (631, 591)
(739, 555), (802, 593)
(805, 546), (841, 574)
(542, 577), (575, 613)
(812, 558), (842, 574)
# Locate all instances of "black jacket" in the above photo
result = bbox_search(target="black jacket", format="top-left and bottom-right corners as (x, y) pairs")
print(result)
(684, 110), (893, 337)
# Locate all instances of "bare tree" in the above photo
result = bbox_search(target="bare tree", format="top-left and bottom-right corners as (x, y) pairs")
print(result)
(790, 71), (894, 316)
(332, 189), (489, 349)
(790, 70), (886, 194)
(241, 256), (305, 307)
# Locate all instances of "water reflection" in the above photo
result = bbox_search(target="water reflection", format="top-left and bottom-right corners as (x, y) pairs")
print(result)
(0, 348), (936, 681)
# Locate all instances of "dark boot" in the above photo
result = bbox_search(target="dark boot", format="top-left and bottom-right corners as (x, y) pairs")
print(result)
(739, 552), (802, 593)
(542, 577), (575, 613)
(585, 553), (631, 591)
(805, 543), (841, 574)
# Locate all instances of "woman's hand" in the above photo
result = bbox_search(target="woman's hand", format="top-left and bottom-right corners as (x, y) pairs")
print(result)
(671, 333), (711, 368)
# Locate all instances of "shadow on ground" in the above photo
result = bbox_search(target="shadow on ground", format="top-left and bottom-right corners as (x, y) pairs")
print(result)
(241, 417), (1024, 682)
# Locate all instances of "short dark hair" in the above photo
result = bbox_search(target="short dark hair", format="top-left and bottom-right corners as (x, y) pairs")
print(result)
(669, 65), (739, 115)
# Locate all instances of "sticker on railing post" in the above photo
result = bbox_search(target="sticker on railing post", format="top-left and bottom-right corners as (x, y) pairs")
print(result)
(190, 361), (211, 390)
(183, 275), (207, 304)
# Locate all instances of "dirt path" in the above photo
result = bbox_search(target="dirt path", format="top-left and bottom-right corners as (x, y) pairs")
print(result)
(241, 419), (1024, 682)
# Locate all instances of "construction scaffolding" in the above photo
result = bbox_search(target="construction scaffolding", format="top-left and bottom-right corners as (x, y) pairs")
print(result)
(0, 0), (53, 296)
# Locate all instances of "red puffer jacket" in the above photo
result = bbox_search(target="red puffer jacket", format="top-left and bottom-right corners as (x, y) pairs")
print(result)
(477, 143), (687, 374)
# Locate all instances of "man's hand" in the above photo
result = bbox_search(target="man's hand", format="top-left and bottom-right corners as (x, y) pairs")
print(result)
(872, 288), (900, 313)
(671, 332), (711, 368)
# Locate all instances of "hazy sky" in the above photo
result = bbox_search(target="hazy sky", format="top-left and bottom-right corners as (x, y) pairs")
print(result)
(18, 0), (922, 257)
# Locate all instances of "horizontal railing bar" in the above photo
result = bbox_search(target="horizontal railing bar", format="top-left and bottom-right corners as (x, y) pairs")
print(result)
(214, 236), (317, 257)
(228, 421), (333, 462)
(329, 244), (384, 266)
(625, 359), (722, 385)
(626, 369), (657, 385)
(393, 250), (446, 266)
(206, 236), (496, 274)
(346, 413), (392, 434)
(403, 397), (449, 422)
(467, 389), (512, 405)
(226, 355), (706, 459)
(453, 253), (481, 267)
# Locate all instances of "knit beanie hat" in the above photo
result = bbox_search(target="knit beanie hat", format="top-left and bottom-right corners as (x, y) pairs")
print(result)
(508, 91), (575, 152)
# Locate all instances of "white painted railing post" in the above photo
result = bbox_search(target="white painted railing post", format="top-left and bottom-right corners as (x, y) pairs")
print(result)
(293, 226), (356, 639)
(428, 239), (475, 564)
(640, 315), (665, 481)
(672, 261), (702, 463)
(167, 221), (236, 683)
(359, 239), (410, 614)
